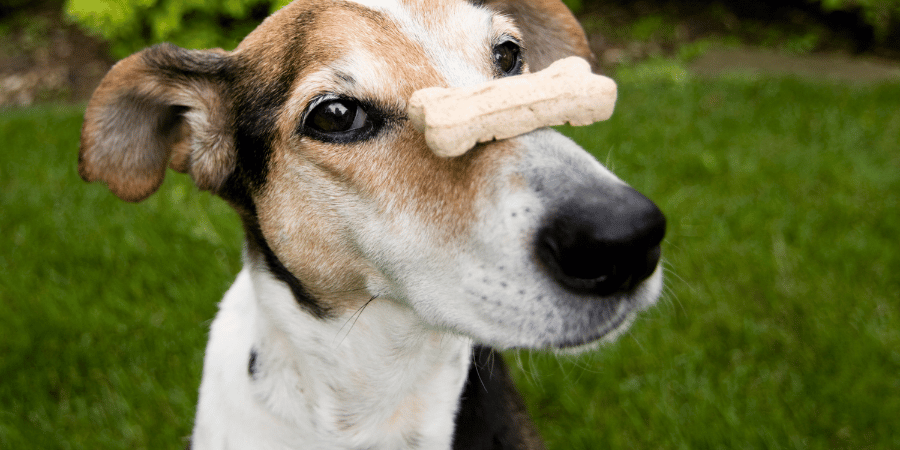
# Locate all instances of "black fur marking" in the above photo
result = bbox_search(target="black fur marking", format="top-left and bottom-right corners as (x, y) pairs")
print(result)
(244, 212), (331, 319)
(211, 62), (294, 211)
(230, 79), (290, 193)
(453, 346), (546, 450)
(248, 348), (259, 378)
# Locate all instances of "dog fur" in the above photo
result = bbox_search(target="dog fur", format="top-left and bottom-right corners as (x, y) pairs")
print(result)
(78, 0), (665, 448)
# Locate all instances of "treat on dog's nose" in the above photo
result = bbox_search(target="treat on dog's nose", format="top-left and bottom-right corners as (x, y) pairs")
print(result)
(408, 56), (617, 157)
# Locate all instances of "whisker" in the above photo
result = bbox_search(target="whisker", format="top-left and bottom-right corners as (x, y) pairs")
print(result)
(472, 349), (489, 392)
(520, 350), (543, 390)
(570, 350), (602, 375)
(332, 294), (378, 347)
(660, 264), (688, 313)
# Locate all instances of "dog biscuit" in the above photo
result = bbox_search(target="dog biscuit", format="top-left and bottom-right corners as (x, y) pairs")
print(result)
(408, 56), (617, 157)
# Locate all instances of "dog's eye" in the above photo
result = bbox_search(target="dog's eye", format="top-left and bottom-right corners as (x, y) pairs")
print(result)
(493, 40), (522, 76)
(300, 95), (396, 144)
(307, 99), (368, 134)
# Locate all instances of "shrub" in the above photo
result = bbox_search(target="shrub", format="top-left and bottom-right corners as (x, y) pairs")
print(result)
(0, 0), (34, 8)
(65, 0), (293, 57)
(814, 0), (900, 39)
(66, 0), (899, 59)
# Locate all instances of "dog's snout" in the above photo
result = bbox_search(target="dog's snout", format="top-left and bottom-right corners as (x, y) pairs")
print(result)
(536, 185), (666, 296)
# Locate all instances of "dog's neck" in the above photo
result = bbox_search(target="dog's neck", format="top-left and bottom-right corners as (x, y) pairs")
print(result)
(193, 260), (473, 449)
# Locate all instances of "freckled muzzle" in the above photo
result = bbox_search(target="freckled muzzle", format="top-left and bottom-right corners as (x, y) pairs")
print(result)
(535, 185), (666, 296)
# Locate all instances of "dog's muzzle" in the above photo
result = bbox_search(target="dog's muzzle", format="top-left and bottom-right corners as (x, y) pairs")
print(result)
(535, 184), (666, 296)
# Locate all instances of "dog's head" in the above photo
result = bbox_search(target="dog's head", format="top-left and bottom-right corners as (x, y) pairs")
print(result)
(79, 0), (665, 349)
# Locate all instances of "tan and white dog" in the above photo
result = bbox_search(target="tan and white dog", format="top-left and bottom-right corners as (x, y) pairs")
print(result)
(78, 0), (666, 448)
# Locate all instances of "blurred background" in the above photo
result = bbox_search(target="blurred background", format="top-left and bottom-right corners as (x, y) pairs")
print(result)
(1, 1), (898, 449)
(2, 0), (899, 105)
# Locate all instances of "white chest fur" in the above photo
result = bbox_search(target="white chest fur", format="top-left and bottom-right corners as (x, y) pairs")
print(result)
(192, 267), (473, 450)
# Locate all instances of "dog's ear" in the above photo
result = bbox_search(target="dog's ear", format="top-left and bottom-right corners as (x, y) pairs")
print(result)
(79, 43), (235, 202)
(483, 0), (596, 72)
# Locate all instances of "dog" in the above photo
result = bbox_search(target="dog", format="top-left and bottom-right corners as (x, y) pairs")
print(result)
(78, 0), (666, 448)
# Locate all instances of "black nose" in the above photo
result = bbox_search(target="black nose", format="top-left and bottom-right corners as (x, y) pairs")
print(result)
(536, 185), (666, 296)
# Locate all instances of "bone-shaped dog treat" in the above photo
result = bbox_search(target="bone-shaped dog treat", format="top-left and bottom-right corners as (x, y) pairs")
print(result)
(408, 56), (617, 157)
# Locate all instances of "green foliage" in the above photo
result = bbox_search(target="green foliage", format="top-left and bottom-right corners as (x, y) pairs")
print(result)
(1, 104), (243, 447)
(64, 0), (293, 57)
(62, 0), (899, 59)
(560, 0), (583, 14)
(815, 0), (900, 38)
(0, 0), (36, 8)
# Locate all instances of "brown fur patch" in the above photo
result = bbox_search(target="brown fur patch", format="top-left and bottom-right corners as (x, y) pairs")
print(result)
(79, 45), (233, 202)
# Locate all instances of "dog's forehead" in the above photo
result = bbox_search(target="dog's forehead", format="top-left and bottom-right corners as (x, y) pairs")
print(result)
(239, 0), (514, 91)
(342, 0), (503, 86)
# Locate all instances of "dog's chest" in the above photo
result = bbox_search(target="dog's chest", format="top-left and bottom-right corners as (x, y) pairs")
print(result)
(278, 339), (471, 449)
(318, 352), (472, 449)
(193, 268), (473, 449)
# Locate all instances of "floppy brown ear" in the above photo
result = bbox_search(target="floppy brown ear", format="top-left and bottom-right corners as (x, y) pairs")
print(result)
(484, 0), (597, 72)
(79, 43), (235, 202)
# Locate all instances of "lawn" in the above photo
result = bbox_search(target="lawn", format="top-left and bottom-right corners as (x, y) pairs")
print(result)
(1, 75), (898, 449)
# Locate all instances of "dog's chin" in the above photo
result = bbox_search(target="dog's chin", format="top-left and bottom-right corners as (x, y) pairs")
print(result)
(546, 272), (661, 352)
(549, 309), (638, 353)
(499, 299), (639, 353)
(464, 268), (664, 352)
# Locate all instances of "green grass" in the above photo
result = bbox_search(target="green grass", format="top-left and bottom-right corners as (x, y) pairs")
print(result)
(0, 105), (242, 448)
(2, 76), (898, 449)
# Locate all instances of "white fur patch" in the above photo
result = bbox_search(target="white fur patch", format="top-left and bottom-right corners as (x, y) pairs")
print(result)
(192, 261), (473, 449)
(345, 0), (501, 87)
